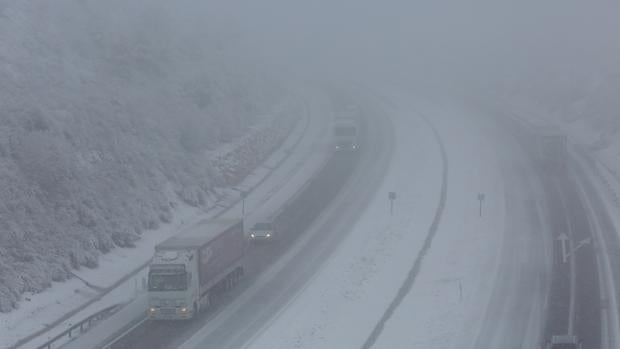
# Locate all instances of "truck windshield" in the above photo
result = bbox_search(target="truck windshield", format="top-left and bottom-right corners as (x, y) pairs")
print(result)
(148, 272), (188, 291)
(334, 126), (356, 136)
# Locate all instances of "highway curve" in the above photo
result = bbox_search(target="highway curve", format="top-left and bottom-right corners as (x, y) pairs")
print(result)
(109, 92), (394, 349)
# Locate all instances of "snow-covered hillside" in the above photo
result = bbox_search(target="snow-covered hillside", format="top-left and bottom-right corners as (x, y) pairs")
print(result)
(0, 0), (296, 312)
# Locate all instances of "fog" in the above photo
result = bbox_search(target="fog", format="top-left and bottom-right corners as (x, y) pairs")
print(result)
(3, 1), (620, 346)
(200, 0), (620, 91)
(17, 0), (618, 90)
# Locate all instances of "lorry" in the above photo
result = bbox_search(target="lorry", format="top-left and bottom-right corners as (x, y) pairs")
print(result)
(333, 111), (359, 151)
(545, 335), (584, 349)
(535, 128), (568, 173)
(147, 218), (246, 320)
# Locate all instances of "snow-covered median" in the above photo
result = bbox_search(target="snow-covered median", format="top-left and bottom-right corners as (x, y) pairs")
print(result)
(243, 93), (505, 349)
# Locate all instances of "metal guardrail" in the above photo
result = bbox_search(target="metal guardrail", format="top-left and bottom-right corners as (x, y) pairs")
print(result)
(36, 303), (123, 349)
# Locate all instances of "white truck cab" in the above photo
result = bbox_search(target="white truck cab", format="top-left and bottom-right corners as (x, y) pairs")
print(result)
(148, 250), (198, 320)
(333, 117), (359, 152)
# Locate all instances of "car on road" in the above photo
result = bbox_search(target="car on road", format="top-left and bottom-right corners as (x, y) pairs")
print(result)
(249, 222), (277, 242)
(545, 335), (584, 349)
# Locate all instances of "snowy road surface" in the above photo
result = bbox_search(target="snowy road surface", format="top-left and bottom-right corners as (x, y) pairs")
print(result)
(475, 104), (620, 349)
(236, 91), (620, 349)
(241, 93), (508, 349)
(107, 90), (394, 349)
(28, 89), (620, 349)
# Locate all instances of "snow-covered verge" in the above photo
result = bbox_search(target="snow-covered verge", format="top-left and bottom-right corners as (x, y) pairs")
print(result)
(0, 0), (296, 315)
(243, 92), (505, 349)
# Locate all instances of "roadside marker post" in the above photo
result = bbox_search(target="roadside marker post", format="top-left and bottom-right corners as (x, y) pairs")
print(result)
(389, 192), (397, 216)
(477, 193), (486, 217)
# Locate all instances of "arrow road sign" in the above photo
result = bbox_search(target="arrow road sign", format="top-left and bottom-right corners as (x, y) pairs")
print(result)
(557, 233), (592, 264)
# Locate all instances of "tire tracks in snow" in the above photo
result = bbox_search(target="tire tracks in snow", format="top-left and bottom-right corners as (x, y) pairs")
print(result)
(361, 113), (448, 349)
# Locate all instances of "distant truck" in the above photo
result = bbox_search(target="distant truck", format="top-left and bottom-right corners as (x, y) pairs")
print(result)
(333, 111), (359, 151)
(147, 218), (245, 320)
(545, 335), (584, 349)
(535, 128), (568, 173)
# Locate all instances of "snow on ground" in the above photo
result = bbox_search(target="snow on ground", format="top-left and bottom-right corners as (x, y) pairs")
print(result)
(243, 91), (505, 349)
(1, 91), (332, 349)
(374, 96), (505, 349)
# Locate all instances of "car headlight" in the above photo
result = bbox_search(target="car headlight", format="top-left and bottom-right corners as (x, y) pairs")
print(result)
(266, 233), (271, 238)
(250, 233), (255, 238)
(149, 307), (157, 313)
(180, 307), (188, 313)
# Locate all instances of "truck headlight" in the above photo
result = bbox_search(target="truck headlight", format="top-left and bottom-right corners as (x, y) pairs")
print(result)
(180, 307), (188, 313)
(266, 233), (271, 238)
(149, 307), (157, 313)
(250, 233), (255, 238)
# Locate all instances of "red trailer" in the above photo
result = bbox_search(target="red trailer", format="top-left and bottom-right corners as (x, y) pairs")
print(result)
(147, 218), (246, 320)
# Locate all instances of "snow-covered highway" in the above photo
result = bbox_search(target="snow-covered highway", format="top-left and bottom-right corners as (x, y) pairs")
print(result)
(12, 87), (620, 349)
(4, 2), (620, 349)
(95, 89), (392, 349)
(228, 91), (620, 349)
(13, 88), (620, 349)
(11, 90), (332, 349)
(219, 91), (508, 349)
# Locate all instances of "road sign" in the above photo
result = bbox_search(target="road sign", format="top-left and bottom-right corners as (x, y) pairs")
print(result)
(557, 233), (592, 263)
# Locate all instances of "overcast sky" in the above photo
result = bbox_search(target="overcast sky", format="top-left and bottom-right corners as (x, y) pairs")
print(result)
(196, 0), (620, 87)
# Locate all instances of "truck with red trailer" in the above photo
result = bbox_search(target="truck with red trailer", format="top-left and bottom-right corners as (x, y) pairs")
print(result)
(147, 218), (246, 320)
